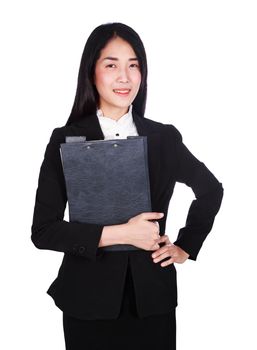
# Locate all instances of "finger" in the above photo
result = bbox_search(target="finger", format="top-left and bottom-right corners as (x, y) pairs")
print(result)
(151, 243), (173, 258)
(152, 247), (163, 258)
(143, 212), (164, 220)
(153, 221), (160, 230)
(153, 221), (160, 235)
(160, 257), (175, 267)
(151, 242), (161, 250)
(152, 251), (171, 263)
(158, 235), (172, 244)
(156, 235), (167, 243)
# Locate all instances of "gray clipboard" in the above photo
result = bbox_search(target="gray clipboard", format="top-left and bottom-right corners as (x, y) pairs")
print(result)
(60, 136), (152, 251)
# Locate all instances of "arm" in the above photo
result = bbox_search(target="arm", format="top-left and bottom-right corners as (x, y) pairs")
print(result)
(31, 128), (125, 261)
(170, 126), (224, 261)
(99, 224), (128, 247)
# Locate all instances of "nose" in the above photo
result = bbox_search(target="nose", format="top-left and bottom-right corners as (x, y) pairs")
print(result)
(117, 67), (129, 83)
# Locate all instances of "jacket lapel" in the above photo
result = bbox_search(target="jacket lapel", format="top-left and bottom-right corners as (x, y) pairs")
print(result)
(71, 110), (161, 203)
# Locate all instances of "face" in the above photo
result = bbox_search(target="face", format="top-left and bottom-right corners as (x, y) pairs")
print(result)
(94, 36), (142, 118)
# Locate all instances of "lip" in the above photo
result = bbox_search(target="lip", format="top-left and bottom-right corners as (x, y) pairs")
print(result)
(113, 89), (131, 96)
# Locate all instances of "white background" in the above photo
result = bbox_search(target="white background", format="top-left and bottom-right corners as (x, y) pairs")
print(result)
(1, 0), (256, 349)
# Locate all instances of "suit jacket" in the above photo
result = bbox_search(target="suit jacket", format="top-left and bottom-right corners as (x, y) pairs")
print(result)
(31, 110), (224, 320)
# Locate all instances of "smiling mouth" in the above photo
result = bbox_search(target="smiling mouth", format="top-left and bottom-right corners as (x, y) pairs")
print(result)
(113, 89), (131, 95)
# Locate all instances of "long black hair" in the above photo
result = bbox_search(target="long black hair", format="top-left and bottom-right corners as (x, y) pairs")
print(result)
(65, 22), (148, 126)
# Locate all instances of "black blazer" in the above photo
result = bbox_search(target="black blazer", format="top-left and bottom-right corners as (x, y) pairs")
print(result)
(31, 110), (224, 320)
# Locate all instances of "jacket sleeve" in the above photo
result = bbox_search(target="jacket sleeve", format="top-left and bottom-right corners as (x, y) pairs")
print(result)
(170, 126), (224, 261)
(31, 127), (104, 261)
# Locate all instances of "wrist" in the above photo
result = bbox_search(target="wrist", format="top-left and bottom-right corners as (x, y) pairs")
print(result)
(119, 223), (130, 244)
(99, 223), (130, 247)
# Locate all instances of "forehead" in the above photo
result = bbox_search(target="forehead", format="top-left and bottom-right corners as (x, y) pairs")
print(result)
(99, 37), (137, 58)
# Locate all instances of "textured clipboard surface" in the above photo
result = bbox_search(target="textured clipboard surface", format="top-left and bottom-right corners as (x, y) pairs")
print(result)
(60, 136), (152, 251)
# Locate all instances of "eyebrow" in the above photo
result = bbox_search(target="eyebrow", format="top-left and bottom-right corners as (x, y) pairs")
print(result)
(101, 56), (139, 62)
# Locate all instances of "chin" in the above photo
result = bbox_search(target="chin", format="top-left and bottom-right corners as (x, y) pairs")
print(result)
(110, 101), (132, 109)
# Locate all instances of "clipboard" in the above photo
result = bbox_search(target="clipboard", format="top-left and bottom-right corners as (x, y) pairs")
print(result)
(60, 136), (152, 251)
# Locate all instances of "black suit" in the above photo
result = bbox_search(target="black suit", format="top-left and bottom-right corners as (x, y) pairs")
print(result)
(31, 110), (223, 320)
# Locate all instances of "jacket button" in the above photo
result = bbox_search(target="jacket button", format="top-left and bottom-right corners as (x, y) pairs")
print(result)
(78, 246), (86, 254)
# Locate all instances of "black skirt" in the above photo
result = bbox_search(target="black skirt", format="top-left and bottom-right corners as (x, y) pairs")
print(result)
(63, 263), (176, 350)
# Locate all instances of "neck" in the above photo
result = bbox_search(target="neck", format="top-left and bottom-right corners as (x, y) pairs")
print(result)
(98, 105), (130, 121)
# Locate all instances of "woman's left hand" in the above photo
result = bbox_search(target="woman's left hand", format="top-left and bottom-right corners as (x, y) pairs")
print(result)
(151, 235), (190, 267)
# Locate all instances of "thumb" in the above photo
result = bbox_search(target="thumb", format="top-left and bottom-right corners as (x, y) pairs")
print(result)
(152, 242), (160, 250)
(142, 212), (164, 221)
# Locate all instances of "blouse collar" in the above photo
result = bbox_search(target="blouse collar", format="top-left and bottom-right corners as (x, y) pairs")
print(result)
(96, 104), (133, 125)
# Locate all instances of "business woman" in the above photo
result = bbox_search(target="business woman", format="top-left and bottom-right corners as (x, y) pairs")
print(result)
(31, 22), (224, 349)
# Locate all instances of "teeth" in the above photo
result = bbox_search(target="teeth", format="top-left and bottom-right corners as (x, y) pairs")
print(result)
(114, 90), (130, 93)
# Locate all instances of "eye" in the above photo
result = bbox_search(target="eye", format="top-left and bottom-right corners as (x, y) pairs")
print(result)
(130, 63), (139, 68)
(106, 64), (116, 68)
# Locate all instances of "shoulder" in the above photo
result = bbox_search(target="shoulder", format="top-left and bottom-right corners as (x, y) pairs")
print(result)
(143, 116), (183, 142)
(47, 125), (74, 144)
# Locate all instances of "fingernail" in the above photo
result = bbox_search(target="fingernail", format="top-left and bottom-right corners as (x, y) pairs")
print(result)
(159, 213), (164, 217)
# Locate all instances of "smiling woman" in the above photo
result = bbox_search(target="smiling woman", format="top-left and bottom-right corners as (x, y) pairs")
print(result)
(93, 36), (142, 120)
(31, 22), (223, 350)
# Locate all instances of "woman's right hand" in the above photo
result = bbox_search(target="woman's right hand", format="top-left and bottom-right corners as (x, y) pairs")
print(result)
(123, 212), (164, 251)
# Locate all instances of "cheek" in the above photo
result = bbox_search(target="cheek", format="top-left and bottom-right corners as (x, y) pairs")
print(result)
(132, 72), (142, 89)
(132, 70), (141, 83)
(95, 70), (111, 89)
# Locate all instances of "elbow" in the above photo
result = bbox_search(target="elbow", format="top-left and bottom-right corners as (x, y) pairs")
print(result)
(31, 236), (42, 250)
(31, 232), (41, 250)
(217, 181), (224, 201)
(31, 224), (46, 250)
(211, 181), (224, 213)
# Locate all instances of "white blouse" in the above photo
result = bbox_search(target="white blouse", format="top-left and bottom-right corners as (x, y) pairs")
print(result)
(96, 104), (139, 140)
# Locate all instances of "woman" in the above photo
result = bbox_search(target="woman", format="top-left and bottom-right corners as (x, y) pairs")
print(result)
(31, 22), (224, 349)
